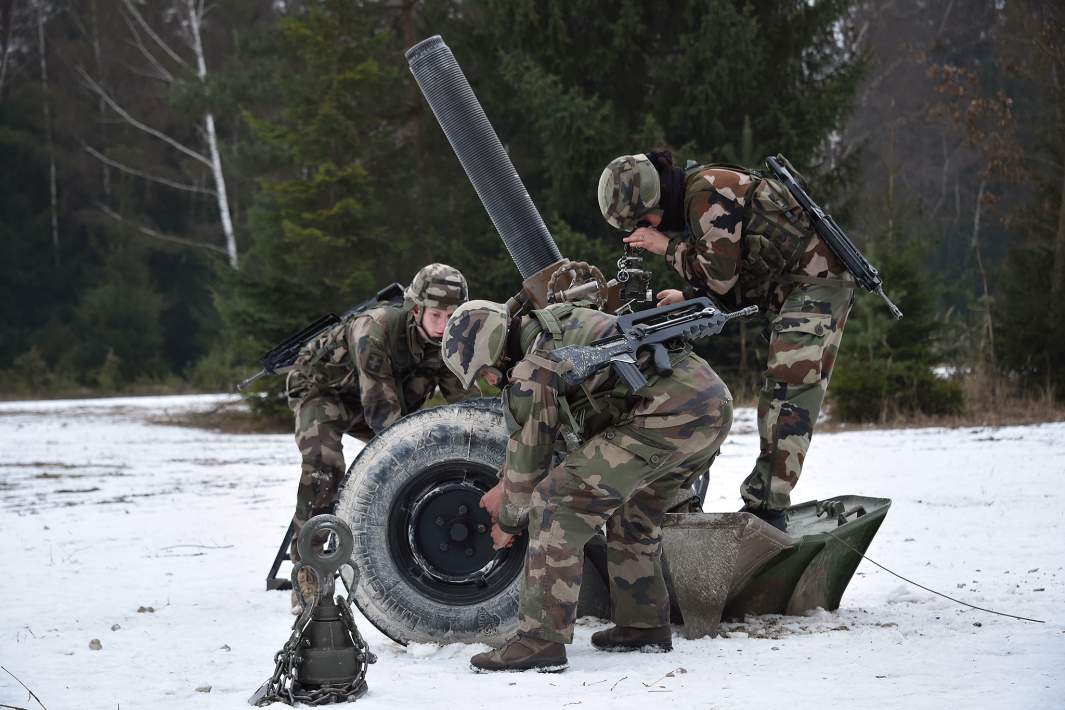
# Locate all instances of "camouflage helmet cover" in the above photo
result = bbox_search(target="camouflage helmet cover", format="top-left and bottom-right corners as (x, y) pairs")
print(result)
(598, 153), (661, 231)
(441, 300), (510, 389)
(406, 263), (469, 310)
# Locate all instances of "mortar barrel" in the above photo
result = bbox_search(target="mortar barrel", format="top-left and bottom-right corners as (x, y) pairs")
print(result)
(406, 35), (562, 280)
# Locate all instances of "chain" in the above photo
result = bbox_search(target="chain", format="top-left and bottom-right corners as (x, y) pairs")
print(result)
(250, 590), (375, 706)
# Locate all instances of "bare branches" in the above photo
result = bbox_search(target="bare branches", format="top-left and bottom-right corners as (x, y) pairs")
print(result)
(82, 144), (216, 196)
(0, 666), (46, 710)
(76, 65), (212, 168)
(121, 9), (174, 83)
(77, 1), (239, 269)
(120, 0), (192, 74)
(95, 202), (228, 257)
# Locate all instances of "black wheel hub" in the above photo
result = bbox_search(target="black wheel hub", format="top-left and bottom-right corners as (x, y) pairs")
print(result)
(388, 461), (527, 605)
(408, 481), (498, 583)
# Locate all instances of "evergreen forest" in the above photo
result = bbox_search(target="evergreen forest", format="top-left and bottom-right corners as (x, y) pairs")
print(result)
(2, 0), (1063, 424)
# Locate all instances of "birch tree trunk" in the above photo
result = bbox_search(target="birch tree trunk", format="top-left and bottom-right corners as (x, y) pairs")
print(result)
(0, 0), (16, 99)
(89, 0), (109, 198)
(37, 1), (59, 266)
(187, 0), (237, 269)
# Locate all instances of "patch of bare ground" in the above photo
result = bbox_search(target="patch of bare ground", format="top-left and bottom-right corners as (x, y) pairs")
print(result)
(821, 373), (1065, 432)
(151, 400), (290, 435)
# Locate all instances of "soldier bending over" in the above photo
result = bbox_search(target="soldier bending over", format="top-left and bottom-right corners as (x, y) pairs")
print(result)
(599, 152), (854, 530)
(441, 299), (732, 672)
(285, 263), (478, 611)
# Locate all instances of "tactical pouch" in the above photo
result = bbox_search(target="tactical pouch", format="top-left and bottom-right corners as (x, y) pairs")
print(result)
(736, 178), (815, 308)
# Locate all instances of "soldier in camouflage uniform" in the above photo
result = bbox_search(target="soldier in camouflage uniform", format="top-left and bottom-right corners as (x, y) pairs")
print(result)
(286, 264), (479, 609)
(599, 152), (854, 530)
(441, 299), (733, 672)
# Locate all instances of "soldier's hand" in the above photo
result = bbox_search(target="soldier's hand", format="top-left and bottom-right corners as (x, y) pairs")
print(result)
(490, 523), (516, 550)
(656, 289), (684, 307)
(480, 481), (505, 522)
(623, 226), (669, 255)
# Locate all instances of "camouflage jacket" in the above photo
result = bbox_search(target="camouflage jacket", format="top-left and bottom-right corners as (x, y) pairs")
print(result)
(286, 303), (480, 436)
(665, 165), (852, 313)
(497, 303), (731, 532)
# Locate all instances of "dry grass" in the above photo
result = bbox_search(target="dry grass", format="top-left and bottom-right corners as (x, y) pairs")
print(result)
(821, 370), (1065, 432)
(152, 399), (291, 435)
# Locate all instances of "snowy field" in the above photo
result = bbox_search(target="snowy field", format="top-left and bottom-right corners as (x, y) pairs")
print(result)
(0, 394), (1061, 710)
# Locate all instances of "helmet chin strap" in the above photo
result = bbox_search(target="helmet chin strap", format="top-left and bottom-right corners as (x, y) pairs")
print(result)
(412, 307), (443, 344)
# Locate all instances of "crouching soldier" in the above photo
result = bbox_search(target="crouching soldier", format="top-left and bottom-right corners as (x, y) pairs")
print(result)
(441, 299), (733, 672)
(599, 152), (854, 530)
(286, 263), (479, 610)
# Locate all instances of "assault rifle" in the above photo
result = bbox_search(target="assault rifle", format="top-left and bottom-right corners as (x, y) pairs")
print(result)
(549, 298), (757, 393)
(236, 282), (405, 391)
(766, 155), (903, 319)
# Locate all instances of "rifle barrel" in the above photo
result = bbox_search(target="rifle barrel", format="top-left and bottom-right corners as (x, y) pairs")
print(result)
(236, 369), (267, 392)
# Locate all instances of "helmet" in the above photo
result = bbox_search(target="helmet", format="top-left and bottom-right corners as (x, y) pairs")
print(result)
(441, 300), (510, 389)
(598, 153), (661, 231)
(406, 263), (469, 310)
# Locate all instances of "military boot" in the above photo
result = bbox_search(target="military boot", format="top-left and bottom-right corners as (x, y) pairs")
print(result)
(470, 636), (568, 673)
(740, 504), (787, 532)
(591, 625), (672, 653)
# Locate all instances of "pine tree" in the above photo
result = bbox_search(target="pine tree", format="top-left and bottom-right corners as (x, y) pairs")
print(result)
(219, 1), (412, 412)
(830, 241), (964, 421)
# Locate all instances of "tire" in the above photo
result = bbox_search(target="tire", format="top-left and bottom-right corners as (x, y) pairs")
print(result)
(335, 398), (525, 646)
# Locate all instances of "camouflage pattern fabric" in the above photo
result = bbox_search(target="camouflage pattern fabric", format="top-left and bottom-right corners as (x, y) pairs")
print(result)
(490, 304), (733, 644)
(664, 165), (853, 313)
(405, 262), (468, 309)
(441, 299), (511, 389)
(629, 162), (855, 513)
(598, 153), (661, 231)
(291, 393), (361, 554)
(740, 281), (853, 512)
(286, 303), (479, 556)
(288, 303), (479, 434)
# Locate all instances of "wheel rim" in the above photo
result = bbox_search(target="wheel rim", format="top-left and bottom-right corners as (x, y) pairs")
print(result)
(387, 460), (527, 605)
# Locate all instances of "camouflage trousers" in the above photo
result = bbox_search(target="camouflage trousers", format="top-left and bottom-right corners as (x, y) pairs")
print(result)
(741, 282), (853, 512)
(290, 394), (369, 561)
(519, 414), (731, 644)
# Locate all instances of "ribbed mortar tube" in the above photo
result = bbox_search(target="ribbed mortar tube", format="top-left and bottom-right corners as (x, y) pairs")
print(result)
(406, 35), (562, 280)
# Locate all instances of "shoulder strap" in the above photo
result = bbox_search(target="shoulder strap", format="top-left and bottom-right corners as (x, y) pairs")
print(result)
(529, 303), (576, 348)
(384, 303), (416, 378)
(686, 161), (764, 180)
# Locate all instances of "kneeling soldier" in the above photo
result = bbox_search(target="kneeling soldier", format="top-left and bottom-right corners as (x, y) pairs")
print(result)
(441, 299), (733, 672)
(286, 263), (479, 610)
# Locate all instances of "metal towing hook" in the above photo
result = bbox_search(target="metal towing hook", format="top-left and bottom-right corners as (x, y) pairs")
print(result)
(250, 515), (376, 706)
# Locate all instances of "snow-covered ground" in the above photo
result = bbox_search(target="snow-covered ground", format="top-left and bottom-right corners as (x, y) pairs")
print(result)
(0, 394), (1061, 709)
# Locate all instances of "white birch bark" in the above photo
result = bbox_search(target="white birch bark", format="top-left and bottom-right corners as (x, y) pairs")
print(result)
(81, 0), (239, 268)
(89, 0), (109, 198)
(186, 0), (238, 269)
